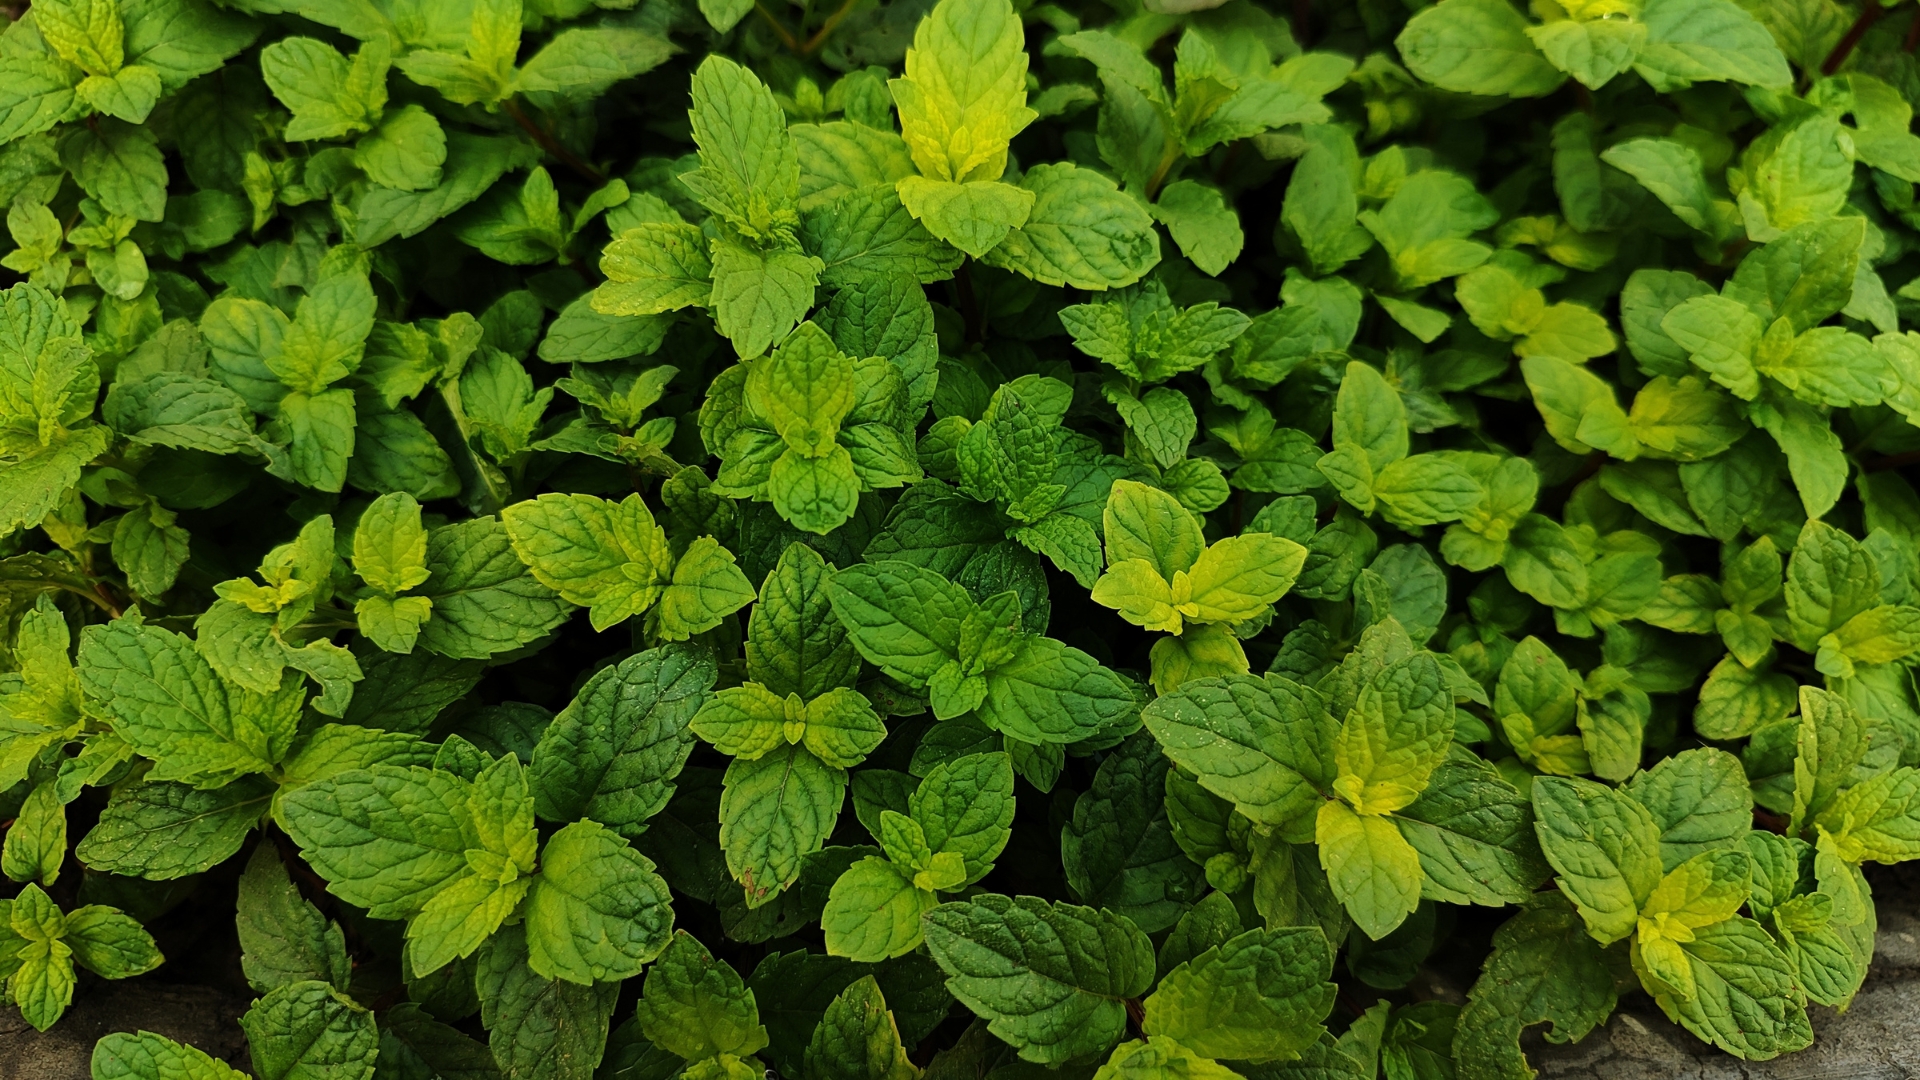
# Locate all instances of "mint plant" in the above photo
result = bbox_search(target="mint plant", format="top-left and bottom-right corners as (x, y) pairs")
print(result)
(7, 0), (1920, 1077)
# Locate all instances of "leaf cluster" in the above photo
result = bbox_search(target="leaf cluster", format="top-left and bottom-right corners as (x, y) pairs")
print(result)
(6, 0), (1920, 1078)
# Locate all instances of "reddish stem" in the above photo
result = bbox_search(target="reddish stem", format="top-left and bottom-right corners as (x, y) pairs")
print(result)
(503, 98), (606, 185)
(1823, 0), (1883, 75)
(1868, 449), (1920, 472)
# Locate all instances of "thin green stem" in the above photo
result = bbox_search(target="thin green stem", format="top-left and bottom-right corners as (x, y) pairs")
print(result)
(1145, 146), (1182, 201)
(801, 0), (863, 55)
(755, 1), (802, 51)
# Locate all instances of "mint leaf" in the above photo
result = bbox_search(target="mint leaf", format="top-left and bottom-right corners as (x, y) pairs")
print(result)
(922, 894), (1155, 1065)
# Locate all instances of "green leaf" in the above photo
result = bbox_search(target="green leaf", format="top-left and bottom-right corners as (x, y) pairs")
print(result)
(1062, 732), (1204, 933)
(1822, 767), (1920, 864)
(32, 0), (124, 78)
(1152, 180), (1244, 277)
(1785, 519), (1882, 653)
(241, 979), (380, 1080)
(896, 177), (1033, 260)
(1635, 0), (1792, 92)
(822, 855), (934, 962)
(747, 542), (860, 700)
(1790, 685), (1876, 836)
(0, 425), (111, 540)
(910, 750), (1015, 883)
(278, 764), (485, 920)
(417, 517), (572, 660)
(1282, 125), (1374, 276)
(921, 893), (1155, 1065)
(353, 105), (446, 192)
(827, 560), (968, 686)
(1091, 1038), (1245, 1079)
(529, 644), (712, 837)
(456, 166), (569, 266)
(58, 119), (167, 221)
(75, 776), (272, 880)
(260, 37), (387, 141)
(1529, 17), (1644, 91)
(0, 884), (75, 1030)
(392, 0), (518, 106)
(1, 779), (64, 886)
(1359, 171), (1498, 289)
(1141, 672), (1334, 830)
(0, 278), (99, 428)
(105, 372), (256, 455)
(1331, 652), (1455, 816)
(683, 55), (796, 220)
(804, 975), (917, 1080)
(634, 930), (770, 1061)
(979, 163), (1161, 290)
(78, 618), (293, 787)
(593, 222), (713, 317)
(1327, 361), (1408, 498)
(63, 903), (161, 981)
(1622, 747), (1752, 872)
(1634, 916), (1811, 1059)
(1602, 137), (1734, 240)
(710, 243), (825, 361)
(1397, 749), (1553, 907)
(501, 492), (675, 631)
(700, 0), (755, 32)
(1494, 635), (1585, 774)
(1530, 776), (1663, 945)
(1748, 392), (1847, 519)
(268, 387), (357, 493)
(1453, 892), (1618, 1080)
(659, 535), (759, 640)
(477, 924), (620, 1080)
(357, 133), (540, 247)
(93, 1032), (250, 1080)
(1142, 925), (1337, 1063)
(236, 844), (351, 993)
(831, 556), (1132, 743)
(1396, 0), (1565, 97)
(719, 745), (846, 906)
(890, 0), (1034, 188)
(976, 634), (1140, 745)
(524, 819), (675, 985)
(1315, 799), (1423, 941)
(1103, 478), (1204, 582)
(352, 491), (431, 597)
(804, 183), (964, 287)
(513, 28), (672, 101)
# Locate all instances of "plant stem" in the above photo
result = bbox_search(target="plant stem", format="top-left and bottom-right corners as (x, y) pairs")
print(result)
(1823, 0), (1883, 75)
(503, 98), (606, 185)
(1145, 146), (1181, 201)
(954, 261), (985, 344)
(1868, 449), (1920, 472)
(88, 582), (121, 618)
(801, 0), (863, 55)
(755, 1), (802, 51)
